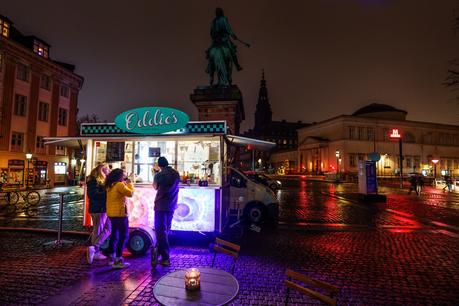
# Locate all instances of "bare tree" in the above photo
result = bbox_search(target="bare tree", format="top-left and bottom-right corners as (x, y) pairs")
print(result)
(76, 113), (102, 135)
(445, 8), (459, 99)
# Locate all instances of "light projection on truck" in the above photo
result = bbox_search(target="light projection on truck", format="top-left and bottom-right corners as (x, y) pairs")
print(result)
(126, 186), (216, 232)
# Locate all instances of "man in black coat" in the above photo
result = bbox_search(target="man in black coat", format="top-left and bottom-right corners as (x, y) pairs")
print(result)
(153, 157), (180, 266)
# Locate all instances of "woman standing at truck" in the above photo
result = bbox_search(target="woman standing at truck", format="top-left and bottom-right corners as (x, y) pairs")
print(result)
(86, 163), (111, 264)
(105, 169), (134, 268)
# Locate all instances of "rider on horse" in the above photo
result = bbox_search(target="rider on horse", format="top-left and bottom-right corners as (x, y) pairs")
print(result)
(206, 7), (243, 86)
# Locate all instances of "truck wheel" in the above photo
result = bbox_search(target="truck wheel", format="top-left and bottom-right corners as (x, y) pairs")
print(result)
(127, 229), (152, 255)
(244, 202), (267, 224)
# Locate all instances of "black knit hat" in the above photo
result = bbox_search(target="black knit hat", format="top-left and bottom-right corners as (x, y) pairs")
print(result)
(158, 156), (169, 167)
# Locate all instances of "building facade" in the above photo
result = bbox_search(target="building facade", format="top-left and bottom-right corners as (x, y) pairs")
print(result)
(0, 14), (84, 187)
(297, 104), (459, 178)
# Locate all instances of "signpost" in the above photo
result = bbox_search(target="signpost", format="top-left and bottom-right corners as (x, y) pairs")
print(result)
(389, 128), (403, 189)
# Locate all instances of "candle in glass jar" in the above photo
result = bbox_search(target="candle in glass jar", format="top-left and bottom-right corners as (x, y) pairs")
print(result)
(185, 268), (201, 290)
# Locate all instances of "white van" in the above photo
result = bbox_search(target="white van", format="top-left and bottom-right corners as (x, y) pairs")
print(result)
(227, 167), (279, 224)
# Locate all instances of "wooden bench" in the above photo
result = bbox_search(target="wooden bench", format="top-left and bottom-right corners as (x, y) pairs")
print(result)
(284, 268), (340, 306)
(211, 238), (240, 274)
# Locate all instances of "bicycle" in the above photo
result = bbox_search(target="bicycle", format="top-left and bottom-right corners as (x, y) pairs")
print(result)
(1, 189), (41, 217)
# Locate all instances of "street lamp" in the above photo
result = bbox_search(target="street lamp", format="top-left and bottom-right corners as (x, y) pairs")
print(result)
(335, 150), (340, 175)
(71, 158), (77, 186)
(432, 159), (439, 185)
(25, 153), (32, 189)
(389, 129), (403, 189)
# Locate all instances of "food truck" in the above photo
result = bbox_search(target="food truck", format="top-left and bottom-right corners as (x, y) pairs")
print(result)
(46, 107), (278, 255)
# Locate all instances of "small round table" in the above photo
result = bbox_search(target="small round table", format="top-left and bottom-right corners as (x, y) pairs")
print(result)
(153, 267), (239, 306)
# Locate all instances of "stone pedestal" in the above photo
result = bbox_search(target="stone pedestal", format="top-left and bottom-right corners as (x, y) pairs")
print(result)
(190, 85), (245, 135)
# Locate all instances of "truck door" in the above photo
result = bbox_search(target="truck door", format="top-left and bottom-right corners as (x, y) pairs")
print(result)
(229, 169), (248, 216)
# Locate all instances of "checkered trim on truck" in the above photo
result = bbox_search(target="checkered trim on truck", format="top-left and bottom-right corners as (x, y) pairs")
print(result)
(80, 122), (226, 136)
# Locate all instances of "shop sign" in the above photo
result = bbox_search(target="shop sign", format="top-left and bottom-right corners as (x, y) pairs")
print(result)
(389, 128), (401, 139)
(115, 107), (189, 134)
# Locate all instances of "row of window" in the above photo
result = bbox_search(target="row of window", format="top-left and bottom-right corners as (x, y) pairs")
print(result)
(10, 132), (66, 154)
(13, 94), (68, 126)
(348, 126), (459, 145)
(15, 63), (70, 97)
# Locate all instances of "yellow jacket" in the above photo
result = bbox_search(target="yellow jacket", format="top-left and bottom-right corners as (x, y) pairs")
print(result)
(106, 182), (134, 217)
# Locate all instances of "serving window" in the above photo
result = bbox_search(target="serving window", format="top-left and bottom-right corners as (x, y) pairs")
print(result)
(90, 137), (221, 185)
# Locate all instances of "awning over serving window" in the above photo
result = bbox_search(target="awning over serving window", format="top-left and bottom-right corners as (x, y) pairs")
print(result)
(225, 135), (276, 151)
(44, 137), (88, 149)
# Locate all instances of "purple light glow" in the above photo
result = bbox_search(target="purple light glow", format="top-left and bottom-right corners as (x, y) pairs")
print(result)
(126, 185), (216, 232)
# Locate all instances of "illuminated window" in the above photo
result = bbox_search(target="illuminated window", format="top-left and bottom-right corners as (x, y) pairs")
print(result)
(404, 132), (416, 143)
(349, 127), (355, 139)
(382, 128), (390, 141)
(38, 102), (49, 122)
(14, 94), (27, 116)
(0, 18), (10, 38)
(358, 127), (365, 140)
(16, 63), (29, 82)
(367, 127), (375, 141)
(413, 157), (420, 169)
(60, 85), (69, 98)
(56, 146), (66, 155)
(405, 157), (412, 168)
(36, 136), (46, 154)
(40, 75), (51, 90)
(11, 132), (24, 152)
(58, 108), (67, 126)
(33, 40), (49, 58)
(349, 154), (356, 167)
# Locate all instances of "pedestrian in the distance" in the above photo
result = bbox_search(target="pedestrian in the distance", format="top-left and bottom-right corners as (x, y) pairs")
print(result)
(86, 163), (111, 264)
(446, 176), (453, 192)
(416, 175), (424, 196)
(106, 169), (134, 269)
(153, 157), (180, 266)
(408, 175), (418, 195)
(443, 176), (450, 192)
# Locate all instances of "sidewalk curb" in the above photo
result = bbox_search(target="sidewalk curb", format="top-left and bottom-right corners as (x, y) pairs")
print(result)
(0, 227), (90, 236)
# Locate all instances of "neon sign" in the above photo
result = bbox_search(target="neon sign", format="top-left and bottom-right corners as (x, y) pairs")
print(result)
(389, 128), (401, 139)
(115, 107), (189, 134)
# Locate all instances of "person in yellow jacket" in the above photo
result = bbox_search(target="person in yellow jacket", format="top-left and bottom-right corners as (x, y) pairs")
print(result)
(105, 168), (134, 269)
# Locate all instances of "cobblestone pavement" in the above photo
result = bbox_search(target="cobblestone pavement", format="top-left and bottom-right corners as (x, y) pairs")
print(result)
(0, 180), (458, 305)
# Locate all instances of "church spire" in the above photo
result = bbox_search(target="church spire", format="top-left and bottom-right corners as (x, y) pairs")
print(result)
(254, 69), (272, 131)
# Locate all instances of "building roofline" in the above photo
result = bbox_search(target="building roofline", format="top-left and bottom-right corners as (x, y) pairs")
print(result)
(0, 35), (84, 89)
(298, 114), (459, 132)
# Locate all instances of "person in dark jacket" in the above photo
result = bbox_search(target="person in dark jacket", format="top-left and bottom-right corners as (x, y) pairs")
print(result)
(153, 157), (180, 266)
(86, 163), (111, 264)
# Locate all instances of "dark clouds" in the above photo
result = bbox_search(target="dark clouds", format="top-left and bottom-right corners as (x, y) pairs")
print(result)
(2, 0), (459, 130)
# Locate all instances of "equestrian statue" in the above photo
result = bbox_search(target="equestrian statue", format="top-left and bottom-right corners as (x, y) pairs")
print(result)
(206, 7), (250, 87)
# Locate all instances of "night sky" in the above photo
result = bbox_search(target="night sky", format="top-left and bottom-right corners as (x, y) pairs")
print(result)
(3, 0), (459, 131)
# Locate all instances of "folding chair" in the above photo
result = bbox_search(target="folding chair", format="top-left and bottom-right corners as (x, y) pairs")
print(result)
(211, 238), (240, 274)
(284, 268), (340, 306)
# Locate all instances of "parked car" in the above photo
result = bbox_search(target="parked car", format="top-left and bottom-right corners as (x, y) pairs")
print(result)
(244, 171), (282, 191)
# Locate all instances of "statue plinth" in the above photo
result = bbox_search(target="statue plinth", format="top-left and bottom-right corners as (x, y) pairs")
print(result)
(190, 85), (245, 135)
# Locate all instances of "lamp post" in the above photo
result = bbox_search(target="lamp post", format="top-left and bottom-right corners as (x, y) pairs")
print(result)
(25, 153), (32, 189)
(389, 129), (403, 189)
(71, 158), (77, 186)
(432, 159), (439, 186)
(335, 150), (340, 176)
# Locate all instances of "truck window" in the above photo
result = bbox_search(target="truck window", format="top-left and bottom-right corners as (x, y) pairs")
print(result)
(230, 170), (246, 188)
